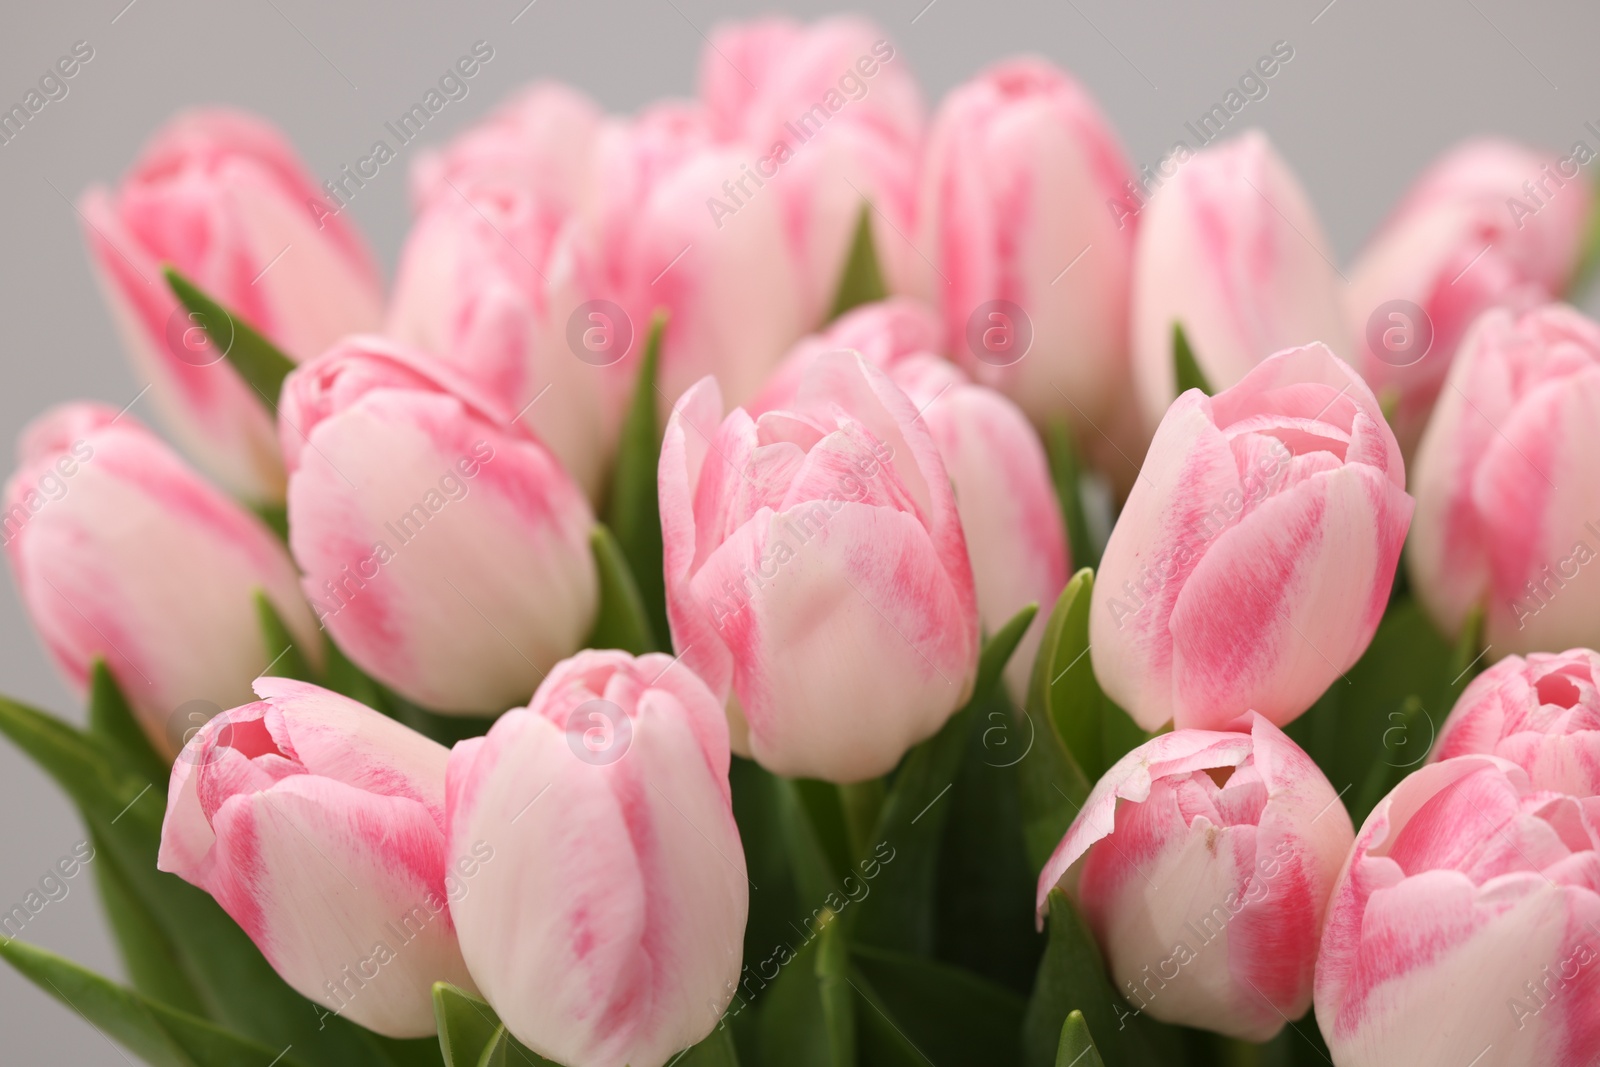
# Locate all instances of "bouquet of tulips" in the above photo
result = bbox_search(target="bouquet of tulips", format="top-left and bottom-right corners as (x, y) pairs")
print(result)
(8, 13), (1600, 1067)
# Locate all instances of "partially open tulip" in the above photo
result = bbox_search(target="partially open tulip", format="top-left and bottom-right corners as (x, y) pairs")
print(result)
(1316, 756), (1600, 1066)
(700, 16), (925, 325)
(1132, 131), (1350, 428)
(1346, 138), (1591, 453)
(660, 350), (979, 782)
(1432, 649), (1600, 796)
(280, 337), (597, 715)
(3, 403), (316, 757)
(1092, 343), (1412, 731)
(445, 651), (745, 1067)
(753, 299), (1068, 702)
(79, 108), (383, 500)
(917, 57), (1137, 430)
(1409, 304), (1600, 657)
(1038, 714), (1354, 1042)
(159, 678), (475, 1038)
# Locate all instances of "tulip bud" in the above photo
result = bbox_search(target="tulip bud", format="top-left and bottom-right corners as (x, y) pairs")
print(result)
(159, 679), (474, 1038)
(1409, 304), (1600, 657)
(386, 181), (611, 499)
(2, 403), (316, 757)
(1132, 130), (1350, 427)
(445, 651), (745, 1067)
(280, 337), (597, 715)
(1091, 343), (1412, 731)
(1315, 756), (1600, 1066)
(1347, 138), (1591, 454)
(917, 58), (1137, 429)
(572, 103), (805, 413)
(1432, 649), (1600, 796)
(660, 351), (979, 782)
(1038, 714), (1354, 1042)
(78, 108), (383, 500)
(700, 17), (925, 325)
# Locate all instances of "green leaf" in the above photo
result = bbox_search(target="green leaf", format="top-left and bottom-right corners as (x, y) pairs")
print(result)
(256, 590), (316, 682)
(432, 984), (557, 1067)
(729, 757), (803, 1014)
(773, 776), (844, 911)
(87, 658), (168, 789)
(91, 834), (208, 1019)
(757, 918), (853, 1067)
(254, 501), (290, 542)
(1566, 179), (1600, 301)
(0, 938), (309, 1067)
(1015, 583), (1094, 875)
(1055, 1010), (1105, 1067)
(604, 310), (669, 644)
(816, 918), (856, 1067)
(851, 944), (1025, 1066)
(827, 204), (887, 321)
(675, 1025), (742, 1067)
(1172, 322), (1212, 396)
(165, 266), (297, 410)
(321, 634), (385, 707)
(584, 523), (659, 654)
(848, 605), (1035, 954)
(1045, 420), (1100, 573)
(379, 686), (498, 747)
(845, 965), (929, 1067)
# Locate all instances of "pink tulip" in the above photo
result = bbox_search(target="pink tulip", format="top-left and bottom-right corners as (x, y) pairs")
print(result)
(1131, 130), (1350, 428)
(79, 108), (383, 500)
(1347, 138), (1592, 454)
(2, 403), (316, 757)
(1315, 756), (1600, 1066)
(409, 81), (602, 214)
(386, 180), (611, 498)
(753, 299), (1068, 701)
(445, 650), (745, 1067)
(159, 678), (475, 1038)
(1037, 714), (1353, 1042)
(1409, 304), (1600, 657)
(1432, 649), (1600, 796)
(1091, 343), (1412, 731)
(700, 16), (925, 325)
(660, 351), (979, 782)
(571, 102), (804, 415)
(917, 57), (1137, 429)
(280, 337), (597, 715)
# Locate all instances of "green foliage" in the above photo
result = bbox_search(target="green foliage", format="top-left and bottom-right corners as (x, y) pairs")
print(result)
(1172, 322), (1212, 396)
(165, 267), (297, 409)
(604, 310), (671, 644)
(827, 205), (888, 321)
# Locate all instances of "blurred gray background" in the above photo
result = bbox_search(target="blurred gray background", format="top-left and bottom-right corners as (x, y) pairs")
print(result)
(3, 0), (1598, 1060)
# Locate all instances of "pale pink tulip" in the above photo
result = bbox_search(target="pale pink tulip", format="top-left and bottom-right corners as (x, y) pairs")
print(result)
(1347, 138), (1592, 453)
(1409, 304), (1600, 657)
(79, 108), (383, 500)
(660, 351), (979, 782)
(280, 337), (596, 715)
(1315, 756), (1600, 1066)
(1432, 649), (1600, 796)
(2, 403), (316, 757)
(1091, 343), (1412, 731)
(159, 678), (475, 1038)
(917, 57), (1137, 429)
(1038, 714), (1353, 1042)
(1132, 130), (1350, 428)
(445, 651), (745, 1067)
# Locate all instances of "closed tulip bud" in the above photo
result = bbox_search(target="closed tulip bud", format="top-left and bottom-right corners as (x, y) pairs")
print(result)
(445, 651), (746, 1067)
(917, 58), (1137, 429)
(2, 403), (316, 757)
(1315, 756), (1600, 1066)
(1038, 714), (1353, 1042)
(79, 108), (383, 500)
(700, 17), (925, 325)
(159, 679), (474, 1038)
(660, 351), (979, 782)
(386, 182), (611, 498)
(1132, 131), (1350, 428)
(1092, 343), (1412, 731)
(1432, 649), (1600, 796)
(1409, 304), (1600, 657)
(280, 337), (597, 715)
(753, 299), (1068, 703)
(1347, 138), (1591, 453)
(572, 103), (805, 414)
